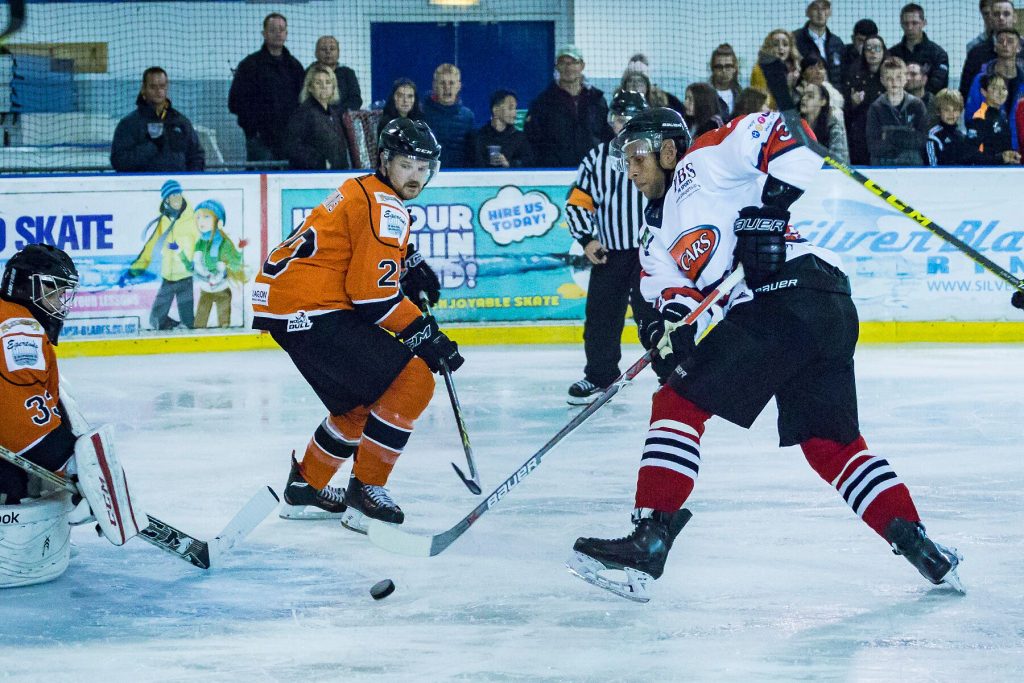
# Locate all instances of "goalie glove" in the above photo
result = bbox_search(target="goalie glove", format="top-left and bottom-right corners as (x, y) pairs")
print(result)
(733, 205), (790, 286)
(397, 314), (464, 374)
(400, 243), (441, 310)
(1012, 290), (1024, 310)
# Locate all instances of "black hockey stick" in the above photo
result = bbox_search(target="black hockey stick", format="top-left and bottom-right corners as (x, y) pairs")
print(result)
(421, 295), (482, 495)
(758, 55), (1024, 303)
(1, 445), (278, 569)
(368, 267), (746, 556)
(0, 0), (25, 43)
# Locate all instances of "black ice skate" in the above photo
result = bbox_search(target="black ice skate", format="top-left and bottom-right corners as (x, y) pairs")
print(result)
(566, 508), (693, 602)
(340, 474), (404, 534)
(885, 518), (965, 593)
(279, 454), (347, 520)
(567, 378), (607, 406)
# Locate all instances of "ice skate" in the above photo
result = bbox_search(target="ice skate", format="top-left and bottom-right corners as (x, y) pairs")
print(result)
(567, 508), (692, 602)
(567, 378), (607, 406)
(340, 474), (404, 535)
(885, 518), (965, 594)
(279, 454), (347, 520)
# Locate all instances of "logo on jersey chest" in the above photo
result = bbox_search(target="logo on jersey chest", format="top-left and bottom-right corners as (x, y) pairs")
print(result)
(668, 225), (719, 281)
(4, 334), (44, 371)
(378, 206), (409, 242)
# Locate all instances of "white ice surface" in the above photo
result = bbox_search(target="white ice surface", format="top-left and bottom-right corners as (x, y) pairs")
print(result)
(2, 344), (1023, 682)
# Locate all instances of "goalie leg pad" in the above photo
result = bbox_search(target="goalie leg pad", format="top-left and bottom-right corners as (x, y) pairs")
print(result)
(73, 425), (147, 546)
(0, 491), (73, 588)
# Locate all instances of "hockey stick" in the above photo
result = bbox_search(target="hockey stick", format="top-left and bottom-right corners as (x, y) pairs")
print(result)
(368, 267), (746, 556)
(421, 295), (482, 495)
(758, 55), (1024, 299)
(0, 0), (25, 43)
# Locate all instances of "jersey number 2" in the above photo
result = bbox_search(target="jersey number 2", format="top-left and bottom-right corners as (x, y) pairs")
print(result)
(262, 229), (318, 278)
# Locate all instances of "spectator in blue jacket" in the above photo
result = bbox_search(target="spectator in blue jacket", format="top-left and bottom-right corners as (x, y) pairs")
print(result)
(422, 63), (475, 168)
(110, 67), (205, 173)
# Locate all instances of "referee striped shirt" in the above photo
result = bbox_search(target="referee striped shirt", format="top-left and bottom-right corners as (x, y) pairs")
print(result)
(565, 140), (646, 251)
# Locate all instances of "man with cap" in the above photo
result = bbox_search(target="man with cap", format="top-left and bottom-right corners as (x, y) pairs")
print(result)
(526, 45), (612, 167)
(124, 179), (199, 330)
(564, 90), (657, 404)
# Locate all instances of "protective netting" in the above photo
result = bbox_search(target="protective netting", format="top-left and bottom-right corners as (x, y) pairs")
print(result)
(0, 0), (990, 173)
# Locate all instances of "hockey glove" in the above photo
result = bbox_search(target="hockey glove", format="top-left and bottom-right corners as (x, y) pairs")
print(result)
(733, 205), (790, 286)
(660, 302), (698, 364)
(1012, 290), (1024, 311)
(638, 317), (677, 383)
(400, 244), (441, 310)
(398, 314), (464, 374)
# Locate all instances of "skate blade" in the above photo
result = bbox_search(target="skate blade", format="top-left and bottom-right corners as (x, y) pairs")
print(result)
(279, 504), (345, 520)
(565, 550), (652, 603)
(340, 509), (369, 535)
(938, 544), (966, 594)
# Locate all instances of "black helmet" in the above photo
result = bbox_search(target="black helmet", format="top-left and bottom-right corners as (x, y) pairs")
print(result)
(378, 118), (442, 183)
(1, 244), (79, 344)
(609, 107), (691, 172)
(609, 90), (649, 120)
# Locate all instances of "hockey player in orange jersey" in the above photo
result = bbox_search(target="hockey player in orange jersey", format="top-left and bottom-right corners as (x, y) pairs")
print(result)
(253, 118), (463, 531)
(1, 244), (148, 587)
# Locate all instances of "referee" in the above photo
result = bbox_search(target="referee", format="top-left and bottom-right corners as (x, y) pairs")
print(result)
(565, 90), (649, 404)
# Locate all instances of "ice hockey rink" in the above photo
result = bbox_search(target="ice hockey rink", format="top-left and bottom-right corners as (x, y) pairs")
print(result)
(2, 343), (1022, 682)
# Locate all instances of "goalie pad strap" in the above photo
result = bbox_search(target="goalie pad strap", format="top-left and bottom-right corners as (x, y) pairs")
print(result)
(74, 425), (146, 546)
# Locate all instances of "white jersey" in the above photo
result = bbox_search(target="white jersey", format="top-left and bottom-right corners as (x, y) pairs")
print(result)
(639, 112), (845, 315)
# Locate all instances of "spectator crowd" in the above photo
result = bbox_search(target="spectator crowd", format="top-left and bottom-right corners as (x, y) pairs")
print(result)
(111, 1), (1024, 173)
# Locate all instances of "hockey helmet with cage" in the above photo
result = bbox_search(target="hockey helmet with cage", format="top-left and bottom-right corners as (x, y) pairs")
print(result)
(609, 107), (691, 173)
(378, 118), (442, 184)
(1, 244), (79, 344)
(609, 90), (649, 122)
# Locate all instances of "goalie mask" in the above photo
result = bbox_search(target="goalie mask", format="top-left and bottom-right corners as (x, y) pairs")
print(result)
(609, 107), (691, 173)
(378, 118), (442, 186)
(1, 244), (80, 344)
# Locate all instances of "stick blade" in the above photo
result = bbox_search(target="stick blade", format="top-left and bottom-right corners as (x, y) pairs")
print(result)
(208, 486), (280, 566)
(452, 462), (482, 495)
(758, 54), (797, 111)
(367, 520), (435, 557)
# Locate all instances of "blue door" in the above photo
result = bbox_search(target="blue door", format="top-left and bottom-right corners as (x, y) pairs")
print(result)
(370, 21), (554, 126)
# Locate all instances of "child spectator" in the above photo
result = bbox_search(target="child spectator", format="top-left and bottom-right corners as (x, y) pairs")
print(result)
(926, 89), (979, 165)
(192, 200), (246, 328)
(967, 73), (1022, 164)
(800, 83), (849, 163)
(867, 56), (929, 166)
(731, 87), (769, 118)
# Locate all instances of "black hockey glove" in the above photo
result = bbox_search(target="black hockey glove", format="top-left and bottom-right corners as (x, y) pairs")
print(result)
(733, 205), (790, 286)
(400, 243), (441, 310)
(397, 315), (464, 374)
(660, 302), (698, 363)
(638, 317), (677, 383)
(1012, 290), (1024, 310)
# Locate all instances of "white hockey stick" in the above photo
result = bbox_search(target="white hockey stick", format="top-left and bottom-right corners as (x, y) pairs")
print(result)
(368, 267), (746, 557)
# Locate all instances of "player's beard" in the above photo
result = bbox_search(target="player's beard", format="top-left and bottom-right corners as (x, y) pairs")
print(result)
(399, 182), (422, 200)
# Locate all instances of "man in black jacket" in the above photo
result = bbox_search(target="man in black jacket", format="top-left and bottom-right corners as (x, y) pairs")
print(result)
(525, 45), (611, 168)
(888, 3), (949, 95)
(960, 0), (1022, 102)
(110, 67), (204, 173)
(793, 0), (845, 86)
(472, 89), (533, 167)
(228, 12), (305, 163)
(308, 35), (362, 112)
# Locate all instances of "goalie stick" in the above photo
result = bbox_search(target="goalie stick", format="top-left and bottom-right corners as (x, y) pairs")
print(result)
(367, 266), (746, 557)
(0, 443), (278, 569)
(758, 55), (1024, 300)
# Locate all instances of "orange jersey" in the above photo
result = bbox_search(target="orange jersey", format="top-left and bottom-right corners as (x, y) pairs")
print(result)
(0, 300), (63, 455)
(252, 174), (421, 334)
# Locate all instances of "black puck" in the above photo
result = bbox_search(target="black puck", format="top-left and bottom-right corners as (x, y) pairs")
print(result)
(370, 579), (395, 600)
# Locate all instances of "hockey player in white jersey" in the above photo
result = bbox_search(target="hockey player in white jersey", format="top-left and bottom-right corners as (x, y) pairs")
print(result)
(567, 108), (963, 602)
